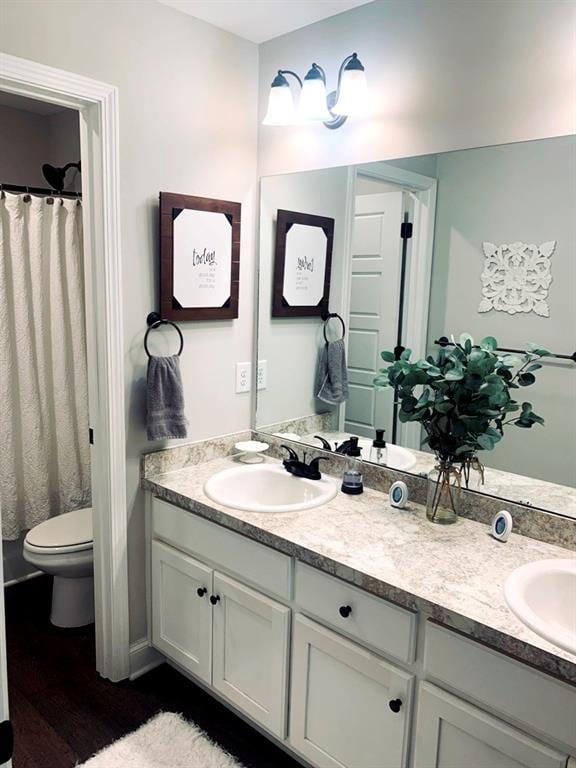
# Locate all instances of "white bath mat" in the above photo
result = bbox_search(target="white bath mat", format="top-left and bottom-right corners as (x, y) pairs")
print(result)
(79, 712), (245, 768)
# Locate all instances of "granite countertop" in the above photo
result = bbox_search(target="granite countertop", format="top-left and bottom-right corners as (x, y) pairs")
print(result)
(142, 455), (576, 683)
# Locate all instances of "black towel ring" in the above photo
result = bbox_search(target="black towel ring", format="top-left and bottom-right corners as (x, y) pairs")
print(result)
(321, 311), (346, 343)
(144, 312), (184, 358)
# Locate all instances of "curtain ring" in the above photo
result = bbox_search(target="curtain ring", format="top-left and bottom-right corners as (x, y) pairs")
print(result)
(23, 186), (31, 203)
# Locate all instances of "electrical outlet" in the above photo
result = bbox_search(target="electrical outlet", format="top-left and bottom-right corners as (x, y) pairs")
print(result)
(257, 360), (267, 391)
(235, 362), (251, 393)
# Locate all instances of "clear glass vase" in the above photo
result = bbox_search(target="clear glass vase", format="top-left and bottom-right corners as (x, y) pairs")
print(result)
(426, 460), (462, 524)
(461, 455), (485, 491)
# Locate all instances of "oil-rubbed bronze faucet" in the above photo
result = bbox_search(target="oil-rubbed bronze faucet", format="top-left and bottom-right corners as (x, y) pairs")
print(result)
(280, 445), (328, 480)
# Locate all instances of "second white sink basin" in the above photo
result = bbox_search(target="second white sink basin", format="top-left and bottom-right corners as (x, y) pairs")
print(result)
(504, 559), (576, 654)
(204, 463), (338, 513)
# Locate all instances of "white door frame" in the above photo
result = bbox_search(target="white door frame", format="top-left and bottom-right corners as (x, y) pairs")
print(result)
(0, 52), (129, 682)
(0, 526), (9, 768)
(341, 162), (437, 449)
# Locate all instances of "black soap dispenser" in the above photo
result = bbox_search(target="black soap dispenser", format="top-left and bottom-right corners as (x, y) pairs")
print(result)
(370, 429), (388, 465)
(341, 436), (364, 495)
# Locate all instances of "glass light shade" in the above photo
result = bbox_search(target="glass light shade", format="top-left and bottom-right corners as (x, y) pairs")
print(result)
(333, 67), (368, 116)
(262, 83), (296, 126)
(298, 77), (332, 122)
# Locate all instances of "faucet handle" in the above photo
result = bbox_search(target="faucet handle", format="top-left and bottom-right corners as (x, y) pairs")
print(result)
(307, 456), (329, 479)
(314, 435), (333, 451)
(280, 444), (299, 462)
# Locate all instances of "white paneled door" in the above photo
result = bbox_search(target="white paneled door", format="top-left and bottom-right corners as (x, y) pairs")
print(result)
(344, 191), (406, 439)
(151, 540), (213, 684)
(414, 683), (568, 768)
(212, 572), (290, 739)
(290, 614), (413, 768)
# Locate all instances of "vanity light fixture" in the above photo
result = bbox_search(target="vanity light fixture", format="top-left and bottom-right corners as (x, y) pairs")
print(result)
(262, 52), (367, 130)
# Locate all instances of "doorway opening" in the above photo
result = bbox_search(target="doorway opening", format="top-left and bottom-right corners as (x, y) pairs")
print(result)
(0, 52), (129, 766)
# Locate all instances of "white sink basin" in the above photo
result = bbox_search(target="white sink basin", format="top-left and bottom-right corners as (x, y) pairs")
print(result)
(504, 559), (576, 654)
(204, 463), (338, 513)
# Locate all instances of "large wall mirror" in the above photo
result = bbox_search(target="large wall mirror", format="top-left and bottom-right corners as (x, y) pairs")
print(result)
(256, 135), (576, 519)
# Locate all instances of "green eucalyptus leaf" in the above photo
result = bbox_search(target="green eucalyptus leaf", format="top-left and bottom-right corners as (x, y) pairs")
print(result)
(476, 433), (495, 450)
(380, 350), (396, 362)
(518, 372), (536, 386)
(400, 348), (412, 361)
(480, 336), (498, 352)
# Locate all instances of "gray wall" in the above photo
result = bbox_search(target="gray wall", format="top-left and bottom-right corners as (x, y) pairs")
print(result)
(0, 104), (81, 191)
(0, 0), (259, 640)
(428, 136), (576, 485)
(258, 0), (575, 176)
(258, 168), (349, 427)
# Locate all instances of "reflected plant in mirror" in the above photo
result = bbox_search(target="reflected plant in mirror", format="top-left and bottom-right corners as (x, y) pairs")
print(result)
(256, 135), (576, 519)
(374, 334), (548, 523)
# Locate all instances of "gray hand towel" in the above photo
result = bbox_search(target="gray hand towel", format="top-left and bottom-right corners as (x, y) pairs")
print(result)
(146, 355), (188, 440)
(315, 339), (349, 405)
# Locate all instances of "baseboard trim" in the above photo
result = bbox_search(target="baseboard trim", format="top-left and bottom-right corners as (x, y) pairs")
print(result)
(128, 639), (164, 681)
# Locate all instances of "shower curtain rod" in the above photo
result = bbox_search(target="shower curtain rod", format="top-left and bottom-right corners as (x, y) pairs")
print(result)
(0, 182), (82, 199)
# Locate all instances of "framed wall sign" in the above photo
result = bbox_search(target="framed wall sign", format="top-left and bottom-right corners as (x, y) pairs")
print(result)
(272, 209), (334, 317)
(160, 192), (241, 320)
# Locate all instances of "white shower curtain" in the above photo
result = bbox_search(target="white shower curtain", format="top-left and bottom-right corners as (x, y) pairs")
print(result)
(0, 192), (91, 540)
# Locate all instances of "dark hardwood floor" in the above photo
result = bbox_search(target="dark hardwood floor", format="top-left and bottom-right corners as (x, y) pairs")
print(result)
(5, 575), (300, 768)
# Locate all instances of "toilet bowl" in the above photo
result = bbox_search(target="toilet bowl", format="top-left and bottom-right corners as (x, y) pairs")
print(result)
(23, 507), (94, 628)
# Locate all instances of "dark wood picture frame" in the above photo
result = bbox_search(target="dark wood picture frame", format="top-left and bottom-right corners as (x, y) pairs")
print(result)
(159, 192), (241, 321)
(272, 209), (335, 318)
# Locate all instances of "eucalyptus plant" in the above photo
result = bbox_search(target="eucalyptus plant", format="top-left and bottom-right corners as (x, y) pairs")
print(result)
(374, 334), (548, 463)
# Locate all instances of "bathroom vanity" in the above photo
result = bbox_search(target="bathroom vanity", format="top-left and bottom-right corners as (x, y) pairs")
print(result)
(143, 453), (576, 768)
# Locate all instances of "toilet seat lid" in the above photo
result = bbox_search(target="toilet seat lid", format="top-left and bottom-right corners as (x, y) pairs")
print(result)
(25, 507), (93, 550)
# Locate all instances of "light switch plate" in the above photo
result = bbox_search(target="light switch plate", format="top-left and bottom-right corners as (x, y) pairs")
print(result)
(235, 362), (251, 393)
(257, 360), (267, 391)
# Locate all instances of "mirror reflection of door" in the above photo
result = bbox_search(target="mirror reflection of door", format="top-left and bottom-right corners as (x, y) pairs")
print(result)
(343, 185), (412, 441)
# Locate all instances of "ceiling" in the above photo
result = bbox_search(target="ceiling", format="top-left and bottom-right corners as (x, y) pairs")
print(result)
(157, 0), (374, 43)
(0, 91), (69, 115)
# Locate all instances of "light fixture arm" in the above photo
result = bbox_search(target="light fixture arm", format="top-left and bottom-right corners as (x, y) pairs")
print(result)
(323, 54), (359, 130)
(277, 69), (303, 88)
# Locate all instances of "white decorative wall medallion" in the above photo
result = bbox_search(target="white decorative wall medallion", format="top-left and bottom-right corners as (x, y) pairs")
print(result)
(478, 240), (555, 317)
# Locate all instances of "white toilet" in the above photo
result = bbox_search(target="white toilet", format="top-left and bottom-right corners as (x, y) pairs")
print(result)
(23, 507), (94, 628)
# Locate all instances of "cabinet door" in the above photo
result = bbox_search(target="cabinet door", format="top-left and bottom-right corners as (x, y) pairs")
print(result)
(212, 572), (290, 739)
(151, 539), (212, 684)
(414, 683), (568, 768)
(290, 614), (413, 768)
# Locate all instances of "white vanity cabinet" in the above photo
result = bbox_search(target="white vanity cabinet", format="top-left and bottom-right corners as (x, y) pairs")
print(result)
(414, 683), (568, 768)
(290, 614), (414, 768)
(150, 502), (292, 739)
(151, 539), (213, 684)
(211, 572), (290, 737)
(148, 496), (576, 768)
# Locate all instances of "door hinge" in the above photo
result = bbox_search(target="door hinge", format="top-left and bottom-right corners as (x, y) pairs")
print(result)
(400, 221), (413, 240)
(0, 720), (14, 763)
(89, 428), (94, 445)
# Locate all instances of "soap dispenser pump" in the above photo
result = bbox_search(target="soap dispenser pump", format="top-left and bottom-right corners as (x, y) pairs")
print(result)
(341, 436), (364, 495)
(370, 429), (388, 465)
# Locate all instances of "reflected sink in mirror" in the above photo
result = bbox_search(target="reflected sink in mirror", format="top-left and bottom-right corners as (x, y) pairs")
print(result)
(282, 431), (417, 472)
(504, 559), (576, 654)
(204, 464), (338, 513)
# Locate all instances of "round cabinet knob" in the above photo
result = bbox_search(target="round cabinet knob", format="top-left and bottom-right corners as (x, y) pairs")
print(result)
(339, 605), (352, 618)
(210, 594), (220, 605)
(196, 587), (207, 598)
(389, 698), (403, 713)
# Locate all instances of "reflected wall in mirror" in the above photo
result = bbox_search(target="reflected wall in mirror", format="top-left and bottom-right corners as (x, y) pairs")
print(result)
(256, 136), (576, 518)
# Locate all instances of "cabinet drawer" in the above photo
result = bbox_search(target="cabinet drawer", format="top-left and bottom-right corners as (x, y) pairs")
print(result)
(152, 498), (292, 600)
(424, 622), (576, 752)
(294, 562), (417, 664)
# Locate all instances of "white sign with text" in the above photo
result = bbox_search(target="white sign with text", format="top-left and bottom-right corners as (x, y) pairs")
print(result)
(173, 209), (231, 308)
(283, 223), (327, 307)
